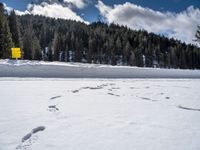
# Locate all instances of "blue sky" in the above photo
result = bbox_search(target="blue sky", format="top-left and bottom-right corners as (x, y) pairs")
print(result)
(1, 0), (200, 22)
(1, 0), (200, 45)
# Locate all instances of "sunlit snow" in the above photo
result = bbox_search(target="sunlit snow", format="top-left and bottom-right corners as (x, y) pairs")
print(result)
(0, 78), (200, 150)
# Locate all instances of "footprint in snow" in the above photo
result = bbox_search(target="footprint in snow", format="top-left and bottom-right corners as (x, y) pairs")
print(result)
(111, 87), (120, 90)
(72, 90), (80, 93)
(178, 105), (200, 112)
(108, 93), (120, 97)
(16, 126), (46, 150)
(130, 87), (140, 89)
(50, 96), (62, 100)
(72, 84), (107, 93)
(48, 105), (59, 112)
(137, 96), (157, 102)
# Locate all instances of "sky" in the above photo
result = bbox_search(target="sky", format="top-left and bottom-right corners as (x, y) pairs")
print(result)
(1, 0), (200, 45)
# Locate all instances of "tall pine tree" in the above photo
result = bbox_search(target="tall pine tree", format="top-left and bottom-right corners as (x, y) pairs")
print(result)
(23, 24), (41, 60)
(196, 26), (200, 43)
(8, 10), (22, 48)
(0, 3), (13, 58)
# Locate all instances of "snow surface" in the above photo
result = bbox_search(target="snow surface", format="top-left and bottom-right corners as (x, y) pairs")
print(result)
(0, 59), (200, 78)
(0, 78), (200, 150)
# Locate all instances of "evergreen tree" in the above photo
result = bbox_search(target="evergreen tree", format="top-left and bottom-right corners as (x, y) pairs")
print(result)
(196, 26), (200, 43)
(0, 3), (13, 58)
(8, 10), (22, 48)
(1, 8), (198, 69)
(74, 37), (83, 62)
(2, 22), (13, 58)
(88, 36), (95, 63)
(23, 25), (41, 60)
(123, 41), (132, 65)
(129, 51), (136, 66)
(52, 31), (61, 61)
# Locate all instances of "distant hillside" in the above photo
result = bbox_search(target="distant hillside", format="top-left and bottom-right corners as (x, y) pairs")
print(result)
(0, 3), (200, 69)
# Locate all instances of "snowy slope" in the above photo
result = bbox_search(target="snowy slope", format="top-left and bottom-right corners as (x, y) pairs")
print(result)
(0, 59), (200, 78)
(0, 78), (200, 150)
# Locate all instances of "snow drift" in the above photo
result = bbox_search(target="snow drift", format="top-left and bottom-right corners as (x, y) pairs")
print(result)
(0, 59), (200, 78)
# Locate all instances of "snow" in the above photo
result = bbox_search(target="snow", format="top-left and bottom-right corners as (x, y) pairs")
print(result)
(0, 78), (200, 150)
(1, 60), (200, 149)
(1, 59), (200, 78)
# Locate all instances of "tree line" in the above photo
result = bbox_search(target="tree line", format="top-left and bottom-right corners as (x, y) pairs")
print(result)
(0, 3), (200, 69)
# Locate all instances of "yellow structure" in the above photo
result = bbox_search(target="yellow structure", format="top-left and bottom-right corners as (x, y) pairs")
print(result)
(11, 48), (21, 59)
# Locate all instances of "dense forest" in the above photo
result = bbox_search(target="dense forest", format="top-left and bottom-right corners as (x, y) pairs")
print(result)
(0, 3), (200, 69)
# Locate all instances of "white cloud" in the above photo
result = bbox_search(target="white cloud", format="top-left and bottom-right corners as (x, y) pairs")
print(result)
(63, 0), (88, 9)
(4, 2), (88, 24)
(28, 2), (88, 23)
(15, 10), (30, 16)
(96, 1), (200, 44)
(3, 3), (13, 13)
(4, 3), (30, 15)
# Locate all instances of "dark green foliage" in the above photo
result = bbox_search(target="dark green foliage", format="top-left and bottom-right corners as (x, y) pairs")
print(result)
(0, 3), (13, 58)
(196, 26), (200, 43)
(8, 10), (22, 48)
(23, 23), (41, 60)
(0, 2), (200, 69)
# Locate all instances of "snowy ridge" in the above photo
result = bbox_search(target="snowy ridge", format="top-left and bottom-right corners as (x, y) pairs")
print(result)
(0, 59), (200, 78)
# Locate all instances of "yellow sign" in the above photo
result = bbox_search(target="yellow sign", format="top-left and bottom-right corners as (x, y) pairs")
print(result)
(11, 48), (21, 59)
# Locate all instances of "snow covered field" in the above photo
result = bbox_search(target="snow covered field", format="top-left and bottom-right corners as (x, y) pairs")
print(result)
(0, 78), (200, 150)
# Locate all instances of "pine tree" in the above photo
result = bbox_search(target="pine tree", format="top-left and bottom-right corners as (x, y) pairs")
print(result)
(8, 10), (22, 48)
(2, 22), (13, 58)
(88, 36), (94, 63)
(123, 41), (132, 65)
(0, 4), (4, 58)
(129, 51), (136, 66)
(23, 25), (41, 60)
(39, 25), (47, 50)
(52, 31), (62, 61)
(0, 3), (13, 58)
(74, 37), (83, 62)
(196, 26), (200, 43)
(2, 11), (199, 69)
(170, 47), (178, 68)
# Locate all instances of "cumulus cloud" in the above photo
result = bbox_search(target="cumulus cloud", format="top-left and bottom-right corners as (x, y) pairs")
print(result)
(63, 0), (88, 9)
(3, 3), (13, 13)
(3, 3), (30, 15)
(96, 1), (200, 44)
(4, 1), (88, 24)
(14, 10), (30, 16)
(27, 2), (88, 23)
